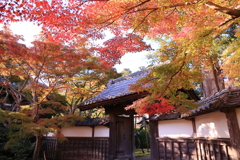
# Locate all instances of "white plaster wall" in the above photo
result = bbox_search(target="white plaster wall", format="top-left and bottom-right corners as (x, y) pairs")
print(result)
(61, 126), (92, 137)
(158, 119), (193, 137)
(94, 126), (109, 137)
(195, 111), (229, 138)
(46, 132), (54, 137)
(236, 108), (240, 129)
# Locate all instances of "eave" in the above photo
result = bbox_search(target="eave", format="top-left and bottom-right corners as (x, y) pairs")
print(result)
(78, 91), (150, 111)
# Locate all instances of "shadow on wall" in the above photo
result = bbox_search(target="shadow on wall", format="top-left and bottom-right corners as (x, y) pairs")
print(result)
(195, 111), (230, 138)
(196, 122), (229, 138)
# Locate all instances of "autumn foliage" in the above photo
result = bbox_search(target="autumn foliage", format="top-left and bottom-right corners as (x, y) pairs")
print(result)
(0, 27), (121, 159)
(126, 96), (174, 115)
(0, 0), (240, 113)
(1, 1), (240, 158)
(86, 0), (240, 113)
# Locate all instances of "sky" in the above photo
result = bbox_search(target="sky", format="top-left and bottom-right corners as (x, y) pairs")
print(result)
(8, 22), (151, 73)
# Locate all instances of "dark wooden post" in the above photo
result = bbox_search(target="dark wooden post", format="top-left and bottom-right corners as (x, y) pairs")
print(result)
(145, 124), (149, 151)
(222, 108), (240, 158)
(130, 114), (135, 159)
(190, 118), (198, 160)
(108, 113), (117, 160)
(92, 126), (95, 137)
(191, 118), (197, 138)
(149, 120), (159, 160)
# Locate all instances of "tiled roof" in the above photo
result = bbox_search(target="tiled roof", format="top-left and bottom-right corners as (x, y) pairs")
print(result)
(150, 87), (240, 121)
(185, 86), (240, 117)
(79, 69), (150, 106)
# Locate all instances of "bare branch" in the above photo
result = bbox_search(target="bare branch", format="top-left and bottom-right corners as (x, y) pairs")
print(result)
(124, 0), (151, 14)
(132, 9), (157, 33)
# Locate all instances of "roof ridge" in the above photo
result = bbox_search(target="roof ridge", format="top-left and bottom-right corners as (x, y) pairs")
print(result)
(198, 86), (240, 106)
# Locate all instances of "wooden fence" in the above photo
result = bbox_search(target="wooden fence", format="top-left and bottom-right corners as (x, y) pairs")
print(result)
(44, 137), (233, 160)
(157, 137), (234, 160)
(44, 137), (109, 160)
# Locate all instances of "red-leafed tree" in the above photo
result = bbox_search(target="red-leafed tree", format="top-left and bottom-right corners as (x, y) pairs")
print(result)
(78, 0), (240, 115)
(62, 62), (121, 115)
(0, 27), (121, 159)
(2, 0), (240, 155)
(0, 28), (88, 159)
(0, 2), (150, 158)
(0, 1), (151, 159)
(3, 0), (238, 113)
(0, 0), (150, 67)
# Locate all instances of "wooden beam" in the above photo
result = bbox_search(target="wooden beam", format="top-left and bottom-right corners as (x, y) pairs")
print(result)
(105, 104), (136, 115)
(222, 108), (240, 158)
(78, 92), (149, 111)
(149, 120), (159, 160)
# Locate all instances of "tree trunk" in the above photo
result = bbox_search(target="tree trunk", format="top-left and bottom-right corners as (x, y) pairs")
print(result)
(33, 134), (43, 160)
(222, 109), (240, 158)
(201, 63), (225, 98)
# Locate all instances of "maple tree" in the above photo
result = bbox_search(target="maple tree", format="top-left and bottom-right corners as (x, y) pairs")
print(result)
(79, 0), (240, 114)
(0, 2), (148, 159)
(0, 27), (123, 159)
(1, 0), (240, 115)
(1, 0), (240, 158)
(0, 28), (81, 159)
(0, 0), (150, 68)
(62, 63), (121, 115)
(0, 2), (146, 158)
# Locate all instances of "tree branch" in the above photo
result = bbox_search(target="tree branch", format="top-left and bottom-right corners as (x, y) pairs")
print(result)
(132, 9), (157, 33)
(205, 1), (240, 18)
(124, 0), (240, 18)
(157, 55), (187, 98)
(18, 77), (29, 92)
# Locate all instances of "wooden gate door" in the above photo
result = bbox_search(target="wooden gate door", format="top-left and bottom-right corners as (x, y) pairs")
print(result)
(116, 115), (134, 159)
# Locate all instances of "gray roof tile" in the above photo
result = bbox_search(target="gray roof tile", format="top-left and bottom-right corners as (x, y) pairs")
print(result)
(80, 70), (150, 106)
(150, 87), (240, 120)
